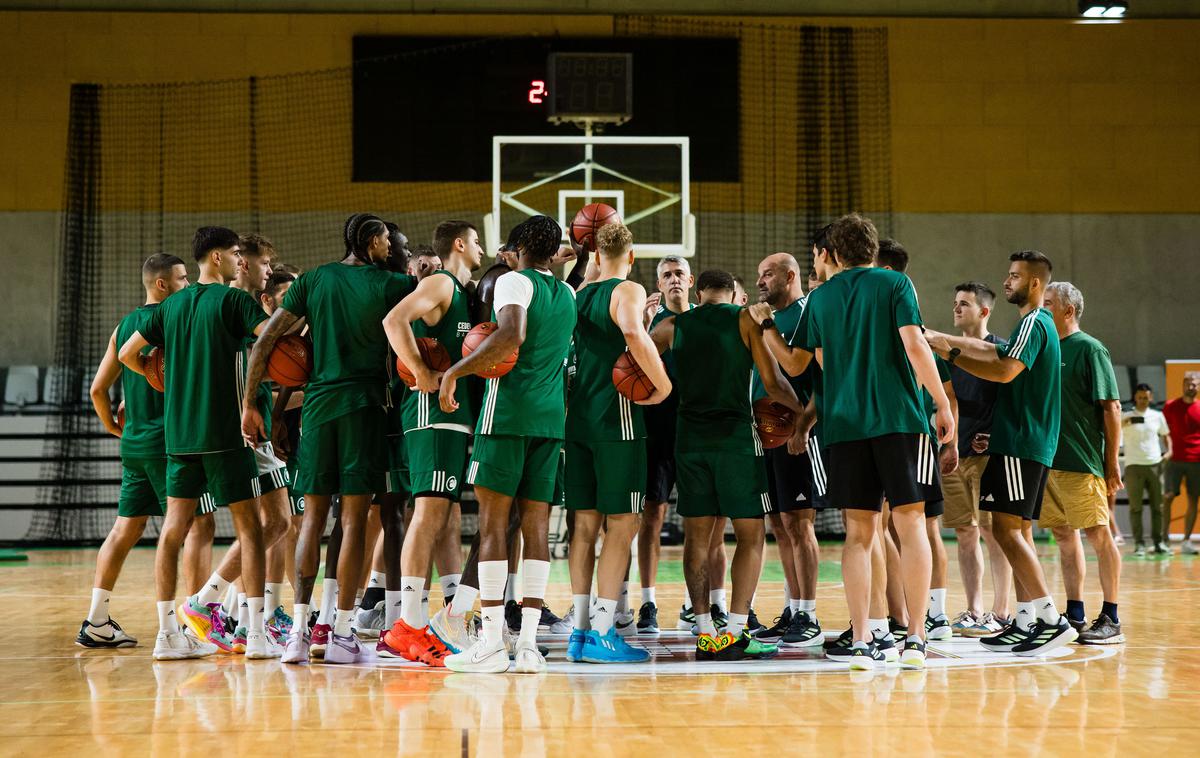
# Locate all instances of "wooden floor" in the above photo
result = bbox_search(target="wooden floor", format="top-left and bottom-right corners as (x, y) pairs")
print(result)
(2, 540), (1197, 756)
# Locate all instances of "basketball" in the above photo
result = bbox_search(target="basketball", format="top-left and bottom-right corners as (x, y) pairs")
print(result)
(570, 202), (622, 253)
(461, 322), (518, 378)
(753, 396), (795, 449)
(267, 333), (313, 388)
(142, 347), (165, 392)
(396, 337), (453, 386)
(116, 401), (125, 430)
(612, 351), (656, 402)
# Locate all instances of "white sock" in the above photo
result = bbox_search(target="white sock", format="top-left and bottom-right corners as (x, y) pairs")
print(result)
(1016, 602), (1035, 631)
(869, 617), (888, 639)
(573, 594), (592, 631)
(710, 588), (727, 614)
(727, 612), (748, 638)
(317, 579), (337, 625)
(593, 598), (616, 635)
(385, 590), (403, 627)
(618, 582), (630, 614)
(334, 608), (354, 638)
(504, 573), (519, 603)
(292, 603), (309, 632)
(799, 599), (816, 613)
(400, 576), (425, 628)
(695, 612), (715, 636)
(247, 596), (265, 635)
(237, 593), (248, 631)
(157, 600), (179, 633)
(265, 583), (284, 618)
(641, 586), (656, 605)
(789, 598), (802, 614)
(196, 572), (230, 606)
(449, 584), (479, 618)
(521, 560), (551, 604)
(481, 604), (504, 646)
(1032, 596), (1060, 625)
(518, 607), (541, 647)
(88, 588), (111, 625)
(929, 588), (947, 620)
(368, 571), (386, 591)
(440, 573), (462, 602)
(478, 561), (508, 644)
(421, 590), (431, 626)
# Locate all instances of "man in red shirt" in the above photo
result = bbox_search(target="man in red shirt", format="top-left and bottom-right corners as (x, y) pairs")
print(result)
(1164, 371), (1200, 553)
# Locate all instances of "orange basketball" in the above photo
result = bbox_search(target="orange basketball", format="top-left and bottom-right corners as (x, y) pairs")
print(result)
(396, 337), (453, 386)
(268, 333), (313, 388)
(570, 203), (622, 253)
(462, 322), (518, 379)
(116, 401), (125, 430)
(754, 397), (796, 449)
(612, 351), (656, 402)
(142, 347), (165, 392)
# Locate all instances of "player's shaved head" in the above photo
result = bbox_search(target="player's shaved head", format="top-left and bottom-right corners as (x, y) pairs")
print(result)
(757, 253), (802, 308)
(763, 252), (801, 275)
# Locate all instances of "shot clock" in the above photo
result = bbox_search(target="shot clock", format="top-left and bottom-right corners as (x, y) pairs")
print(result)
(546, 52), (633, 125)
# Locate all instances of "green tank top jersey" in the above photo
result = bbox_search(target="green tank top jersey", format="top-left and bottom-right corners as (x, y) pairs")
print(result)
(403, 271), (474, 433)
(116, 304), (166, 459)
(672, 302), (758, 453)
(566, 278), (645, 443)
(476, 269), (577, 439)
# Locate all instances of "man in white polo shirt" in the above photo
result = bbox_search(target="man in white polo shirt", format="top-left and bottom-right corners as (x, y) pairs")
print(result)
(1123, 383), (1172, 556)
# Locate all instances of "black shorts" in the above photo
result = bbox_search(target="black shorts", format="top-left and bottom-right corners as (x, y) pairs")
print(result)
(765, 443), (829, 513)
(827, 433), (937, 512)
(980, 454), (1049, 521)
(645, 405), (677, 504)
(923, 438), (945, 519)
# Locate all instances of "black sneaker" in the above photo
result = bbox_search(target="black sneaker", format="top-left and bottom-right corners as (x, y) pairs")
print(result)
(872, 632), (900, 664)
(538, 604), (562, 631)
(746, 607), (764, 634)
(1012, 616), (1079, 656)
(980, 622), (1033, 651)
(76, 618), (137, 648)
(1077, 613), (1125, 645)
(824, 626), (853, 652)
(636, 602), (660, 634)
(899, 637), (926, 669)
(677, 604), (696, 632)
(715, 631), (779, 661)
(755, 607), (792, 642)
(1067, 616), (1087, 635)
(710, 603), (728, 631)
(505, 600), (522, 632)
(888, 616), (908, 637)
(848, 642), (885, 670)
(925, 614), (952, 641)
(782, 611), (824, 647)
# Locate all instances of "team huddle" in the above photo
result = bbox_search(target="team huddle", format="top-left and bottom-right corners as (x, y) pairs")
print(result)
(74, 209), (1127, 674)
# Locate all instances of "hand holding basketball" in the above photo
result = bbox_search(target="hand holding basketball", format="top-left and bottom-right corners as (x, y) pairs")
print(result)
(570, 203), (622, 253)
(462, 322), (519, 378)
(142, 347), (165, 392)
(396, 337), (452, 392)
(267, 334), (313, 388)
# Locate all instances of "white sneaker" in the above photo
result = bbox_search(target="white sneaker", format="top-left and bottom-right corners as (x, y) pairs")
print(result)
(615, 610), (636, 637)
(245, 630), (283, 659)
(513, 640), (547, 673)
(549, 608), (575, 635)
(1182, 541), (1198, 555)
(355, 601), (386, 639)
(153, 630), (216, 660)
(429, 606), (473, 654)
(445, 636), (510, 673)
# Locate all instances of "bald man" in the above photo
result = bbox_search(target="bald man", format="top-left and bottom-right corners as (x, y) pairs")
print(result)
(749, 253), (824, 647)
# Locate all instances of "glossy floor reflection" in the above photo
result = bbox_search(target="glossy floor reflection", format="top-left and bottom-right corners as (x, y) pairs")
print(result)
(2, 542), (1197, 755)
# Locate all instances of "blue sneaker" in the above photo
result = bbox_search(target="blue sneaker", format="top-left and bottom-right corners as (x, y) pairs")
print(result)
(581, 628), (651, 664)
(566, 629), (587, 662)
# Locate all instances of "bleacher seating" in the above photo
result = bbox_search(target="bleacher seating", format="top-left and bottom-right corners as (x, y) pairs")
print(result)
(3, 366), (39, 410)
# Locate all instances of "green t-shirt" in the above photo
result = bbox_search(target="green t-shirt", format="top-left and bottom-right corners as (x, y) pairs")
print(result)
(750, 297), (808, 403)
(566, 278), (645, 442)
(281, 262), (415, 429)
(476, 269), (577, 439)
(142, 283), (267, 455)
(921, 357), (954, 438)
(1053, 331), (1119, 476)
(673, 303), (756, 453)
(800, 267), (926, 446)
(402, 271), (474, 434)
(116, 304), (165, 459)
(989, 308), (1061, 467)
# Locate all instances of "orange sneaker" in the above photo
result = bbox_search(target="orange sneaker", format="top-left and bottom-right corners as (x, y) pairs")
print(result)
(414, 627), (451, 668)
(379, 619), (425, 661)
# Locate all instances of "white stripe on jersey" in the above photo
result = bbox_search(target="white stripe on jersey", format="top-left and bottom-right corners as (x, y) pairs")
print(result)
(1008, 312), (1037, 362)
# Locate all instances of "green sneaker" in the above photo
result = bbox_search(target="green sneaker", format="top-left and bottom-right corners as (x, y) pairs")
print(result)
(714, 631), (779, 661)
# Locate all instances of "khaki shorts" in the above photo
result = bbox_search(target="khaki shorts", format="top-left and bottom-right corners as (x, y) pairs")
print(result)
(942, 455), (991, 528)
(1039, 470), (1109, 529)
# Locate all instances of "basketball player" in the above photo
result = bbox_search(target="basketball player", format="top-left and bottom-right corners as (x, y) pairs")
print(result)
(118, 227), (273, 660)
(408, 244), (443, 281)
(747, 252), (824, 647)
(924, 250), (1080, 655)
(797, 214), (953, 670)
(650, 269), (802, 661)
(1040, 282), (1124, 643)
(379, 220), (484, 665)
(76, 253), (189, 648)
(242, 214), (414, 664)
(564, 223), (670, 664)
(941, 282), (1013, 636)
(637, 255), (693, 634)
(438, 215), (576, 673)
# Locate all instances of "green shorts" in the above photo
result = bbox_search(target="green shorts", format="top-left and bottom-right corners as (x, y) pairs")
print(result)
(406, 427), (468, 501)
(295, 407), (386, 496)
(564, 439), (646, 515)
(285, 456), (304, 515)
(167, 448), (259, 505)
(675, 449), (770, 520)
(467, 434), (561, 503)
(195, 493), (217, 516)
(385, 434), (411, 496)
(118, 456), (167, 518)
(552, 448), (565, 507)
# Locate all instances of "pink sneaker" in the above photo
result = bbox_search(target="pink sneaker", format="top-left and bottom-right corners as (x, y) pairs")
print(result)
(324, 633), (361, 664)
(310, 623), (331, 659)
(281, 627), (311, 665)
